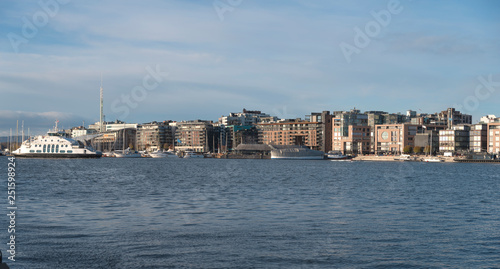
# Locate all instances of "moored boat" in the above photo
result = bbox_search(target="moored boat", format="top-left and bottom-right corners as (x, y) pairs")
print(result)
(423, 157), (444, 162)
(150, 149), (178, 158)
(114, 148), (142, 158)
(327, 151), (352, 160)
(183, 150), (204, 158)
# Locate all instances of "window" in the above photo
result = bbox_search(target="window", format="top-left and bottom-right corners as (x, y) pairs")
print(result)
(43, 145), (46, 153)
(60, 150), (65, 153)
(67, 150), (73, 153)
(36, 150), (42, 153)
(30, 150), (35, 153)
(56, 145), (59, 153)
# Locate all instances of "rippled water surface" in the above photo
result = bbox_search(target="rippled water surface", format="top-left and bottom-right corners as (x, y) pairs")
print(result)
(1, 157), (500, 268)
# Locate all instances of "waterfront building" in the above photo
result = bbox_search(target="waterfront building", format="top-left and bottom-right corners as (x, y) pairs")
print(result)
(487, 122), (500, 154)
(374, 124), (419, 154)
(438, 125), (471, 153)
(480, 115), (499, 124)
(438, 108), (472, 128)
(89, 120), (138, 132)
(92, 128), (137, 151)
(136, 121), (174, 151)
(332, 109), (368, 153)
(340, 125), (371, 154)
(175, 120), (214, 153)
(71, 126), (97, 138)
(469, 124), (488, 153)
(415, 131), (439, 154)
(219, 109), (278, 126)
(226, 125), (259, 151)
(306, 111), (333, 153)
(257, 119), (323, 151)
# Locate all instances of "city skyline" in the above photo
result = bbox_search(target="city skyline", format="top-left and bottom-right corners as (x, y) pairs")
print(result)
(1, 0), (499, 136)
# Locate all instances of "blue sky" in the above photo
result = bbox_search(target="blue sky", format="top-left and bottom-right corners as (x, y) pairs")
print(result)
(0, 0), (499, 135)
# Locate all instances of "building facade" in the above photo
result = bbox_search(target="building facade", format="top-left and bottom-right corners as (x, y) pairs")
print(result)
(307, 111), (333, 152)
(438, 125), (470, 153)
(136, 121), (174, 151)
(175, 120), (214, 152)
(469, 124), (488, 153)
(257, 120), (323, 150)
(488, 123), (500, 154)
(374, 124), (419, 154)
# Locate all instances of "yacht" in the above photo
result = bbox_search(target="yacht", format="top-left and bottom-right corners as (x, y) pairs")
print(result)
(397, 154), (417, 161)
(12, 126), (102, 158)
(150, 149), (178, 158)
(423, 157), (444, 162)
(114, 148), (142, 158)
(183, 150), (204, 158)
(327, 151), (352, 160)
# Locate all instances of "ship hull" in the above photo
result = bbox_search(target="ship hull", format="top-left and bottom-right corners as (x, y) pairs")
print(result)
(13, 153), (102, 158)
(271, 155), (324, 160)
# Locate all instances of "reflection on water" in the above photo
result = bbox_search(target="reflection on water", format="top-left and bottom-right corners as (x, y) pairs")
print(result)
(1, 157), (499, 268)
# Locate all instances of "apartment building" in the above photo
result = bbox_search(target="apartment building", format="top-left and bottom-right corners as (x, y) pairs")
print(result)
(488, 123), (500, 154)
(374, 124), (419, 154)
(257, 120), (323, 150)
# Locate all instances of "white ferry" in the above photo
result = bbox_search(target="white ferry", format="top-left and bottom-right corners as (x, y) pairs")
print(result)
(12, 124), (102, 158)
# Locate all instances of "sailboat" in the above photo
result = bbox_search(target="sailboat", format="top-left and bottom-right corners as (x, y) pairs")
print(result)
(422, 128), (443, 162)
(114, 127), (141, 158)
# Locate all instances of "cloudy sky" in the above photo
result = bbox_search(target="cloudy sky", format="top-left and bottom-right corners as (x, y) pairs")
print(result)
(1, 0), (499, 135)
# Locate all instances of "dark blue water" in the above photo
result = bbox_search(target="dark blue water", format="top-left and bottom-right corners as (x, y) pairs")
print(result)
(1, 157), (500, 268)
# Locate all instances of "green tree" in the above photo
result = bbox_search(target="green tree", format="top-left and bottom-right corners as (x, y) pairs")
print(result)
(403, 145), (413, 154)
(414, 146), (422, 154)
(423, 145), (431, 154)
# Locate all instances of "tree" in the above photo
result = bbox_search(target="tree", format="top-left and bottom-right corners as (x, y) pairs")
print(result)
(414, 146), (422, 154)
(403, 145), (413, 154)
(423, 145), (431, 154)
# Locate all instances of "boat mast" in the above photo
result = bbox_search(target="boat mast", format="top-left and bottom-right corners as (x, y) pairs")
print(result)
(9, 128), (12, 152)
(100, 74), (104, 133)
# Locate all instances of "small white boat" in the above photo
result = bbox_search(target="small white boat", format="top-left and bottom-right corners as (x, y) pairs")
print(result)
(150, 150), (178, 158)
(327, 151), (352, 160)
(114, 148), (142, 158)
(397, 154), (417, 161)
(423, 157), (444, 163)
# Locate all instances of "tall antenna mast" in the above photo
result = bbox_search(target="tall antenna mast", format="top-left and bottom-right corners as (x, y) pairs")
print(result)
(100, 73), (104, 133)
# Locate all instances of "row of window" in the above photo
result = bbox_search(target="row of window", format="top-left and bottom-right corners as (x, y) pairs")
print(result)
(33, 144), (70, 148)
(29, 149), (73, 153)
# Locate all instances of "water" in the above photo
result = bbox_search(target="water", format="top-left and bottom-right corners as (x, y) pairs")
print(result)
(1, 157), (500, 268)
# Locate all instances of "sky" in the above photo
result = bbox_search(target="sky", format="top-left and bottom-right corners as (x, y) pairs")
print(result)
(0, 0), (499, 135)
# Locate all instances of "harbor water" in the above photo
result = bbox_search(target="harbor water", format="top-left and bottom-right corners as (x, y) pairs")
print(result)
(2, 157), (500, 268)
